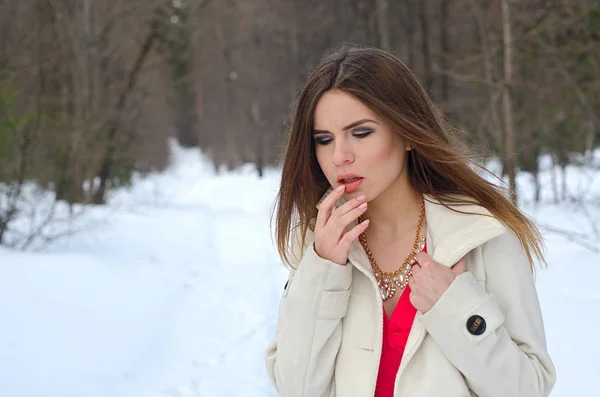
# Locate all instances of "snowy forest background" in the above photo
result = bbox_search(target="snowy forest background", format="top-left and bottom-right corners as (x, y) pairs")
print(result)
(1, 0), (600, 396)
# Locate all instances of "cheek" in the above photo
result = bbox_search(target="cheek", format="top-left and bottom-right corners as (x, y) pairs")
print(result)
(364, 145), (407, 188)
(390, 148), (407, 169)
(383, 138), (408, 172)
(366, 143), (405, 172)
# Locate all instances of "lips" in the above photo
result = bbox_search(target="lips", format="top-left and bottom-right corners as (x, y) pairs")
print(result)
(337, 174), (364, 193)
(337, 174), (364, 184)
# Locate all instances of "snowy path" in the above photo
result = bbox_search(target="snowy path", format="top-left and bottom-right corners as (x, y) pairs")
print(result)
(0, 147), (287, 396)
(0, 204), (281, 397)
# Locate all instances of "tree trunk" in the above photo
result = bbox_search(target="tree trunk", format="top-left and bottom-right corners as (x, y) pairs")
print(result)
(471, 0), (503, 160)
(93, 27), (158, 204)
(501, 0), (517, 204)
(561, 164), (567, 202)
(288, 1), (300, 102)
(440, 0), (450, 104)
(251, 98), (264, 177)
(167, 4), (198, 148)
(533, 171), (540, 204)
(585, 119), (595, 162)
(419, 0), (433, 92)
(551, 154), (559, 204)
(376, 0), (390, 50)
(174, 71), (199, 148)
(403, 0), (416, 70)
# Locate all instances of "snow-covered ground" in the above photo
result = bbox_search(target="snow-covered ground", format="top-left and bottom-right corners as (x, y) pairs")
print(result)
(0, 143), (598, 397)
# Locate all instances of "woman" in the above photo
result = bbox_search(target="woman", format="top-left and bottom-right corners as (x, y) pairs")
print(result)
(265, 44), (555, 397)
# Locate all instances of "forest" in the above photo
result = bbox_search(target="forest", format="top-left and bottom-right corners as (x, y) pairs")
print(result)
(1, 0), (599, 244)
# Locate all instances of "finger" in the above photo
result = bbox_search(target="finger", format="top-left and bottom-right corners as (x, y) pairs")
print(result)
(452, 256), (467, 275)
(415, 252), (437, 268)
(316, 185), (345, 229)
(333, 192), (367, 216)
(340, 218), (370, 248)
(411, 264), (421, 275)
(330, 199), (368, 238)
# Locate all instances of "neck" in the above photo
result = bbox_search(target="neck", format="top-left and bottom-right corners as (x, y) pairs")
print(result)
(363, 177), (423, 240)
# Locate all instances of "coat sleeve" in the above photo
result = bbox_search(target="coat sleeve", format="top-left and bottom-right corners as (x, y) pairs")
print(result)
(419, 231), (556, 397)
(265, 231), (353, 397)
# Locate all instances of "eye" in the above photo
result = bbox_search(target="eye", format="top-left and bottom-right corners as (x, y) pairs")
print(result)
(353, 128), (374, 138)
(314, 136), (332, 145)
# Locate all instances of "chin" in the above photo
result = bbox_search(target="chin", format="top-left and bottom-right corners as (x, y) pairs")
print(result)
(343, 188), (367, 199)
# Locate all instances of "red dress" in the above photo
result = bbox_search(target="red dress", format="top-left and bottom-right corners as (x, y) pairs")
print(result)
(374, 245), (425, 397)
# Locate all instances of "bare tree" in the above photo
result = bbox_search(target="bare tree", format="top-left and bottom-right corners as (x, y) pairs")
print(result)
(2, 0), (600, 230)
(440, 0), (451, 104)
(471, 0), (504, 163)
(376, 0), (390, 50)
(419, 0), (433, 92)
(502, 0), (517, 203)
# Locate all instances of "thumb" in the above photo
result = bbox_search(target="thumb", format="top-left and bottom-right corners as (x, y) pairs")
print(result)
(451, 256), (467, 276)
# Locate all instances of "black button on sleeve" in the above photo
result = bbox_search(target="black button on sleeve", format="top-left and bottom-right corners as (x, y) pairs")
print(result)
(466, 315), (487, 335)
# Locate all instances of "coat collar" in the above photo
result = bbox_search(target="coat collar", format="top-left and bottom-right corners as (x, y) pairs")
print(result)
(321, 188), (507, 275)
(420, 194), (507, 266)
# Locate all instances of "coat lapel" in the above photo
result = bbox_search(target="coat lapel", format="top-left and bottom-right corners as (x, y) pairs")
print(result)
(396, 195), (507, 382)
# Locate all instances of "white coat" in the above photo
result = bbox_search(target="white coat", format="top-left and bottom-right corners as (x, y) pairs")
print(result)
(266, 194), (556, 397)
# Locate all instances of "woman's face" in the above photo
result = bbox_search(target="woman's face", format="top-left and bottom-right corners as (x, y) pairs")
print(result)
(313, 89), (411, 202)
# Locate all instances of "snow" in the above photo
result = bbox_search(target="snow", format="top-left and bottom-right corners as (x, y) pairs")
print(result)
(0, 142), (598, 397)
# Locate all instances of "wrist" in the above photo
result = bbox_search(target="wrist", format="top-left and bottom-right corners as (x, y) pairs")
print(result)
(313, 242), (347, 266)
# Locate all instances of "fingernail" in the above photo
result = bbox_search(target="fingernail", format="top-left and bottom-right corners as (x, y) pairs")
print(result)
(358, 202), (367, 210)
(336, 185), (345, 192)
(356, 194), (366, 201)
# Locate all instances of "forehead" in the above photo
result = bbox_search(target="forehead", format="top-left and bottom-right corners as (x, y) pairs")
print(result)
(313, 90), (379, 129)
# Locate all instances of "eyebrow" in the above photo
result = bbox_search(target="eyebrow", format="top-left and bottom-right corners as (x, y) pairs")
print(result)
(312, 118), (379, 135)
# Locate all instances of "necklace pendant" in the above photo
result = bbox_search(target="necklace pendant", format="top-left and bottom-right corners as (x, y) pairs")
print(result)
(380, 284), (390, 301)
(398, 273), (405, 285)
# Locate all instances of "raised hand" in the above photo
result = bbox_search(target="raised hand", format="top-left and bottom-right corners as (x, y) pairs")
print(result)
(408, 253), (467, 313)
(314, 185), (370, 266)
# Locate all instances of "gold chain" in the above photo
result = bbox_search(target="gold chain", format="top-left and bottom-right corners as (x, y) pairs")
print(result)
(358, 200), (426, 301)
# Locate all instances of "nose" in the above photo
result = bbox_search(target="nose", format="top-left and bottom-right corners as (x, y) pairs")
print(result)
(332, 140), (354, 167)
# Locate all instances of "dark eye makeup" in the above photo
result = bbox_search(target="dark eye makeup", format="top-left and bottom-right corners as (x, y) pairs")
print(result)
(313, 128), (374, 145)
(352, 128), (373, 138)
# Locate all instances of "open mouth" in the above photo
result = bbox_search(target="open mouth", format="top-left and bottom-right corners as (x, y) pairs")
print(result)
(338, 176), (364, 192)
(336, 175), (364, 193)
(339, 177), (363, 184)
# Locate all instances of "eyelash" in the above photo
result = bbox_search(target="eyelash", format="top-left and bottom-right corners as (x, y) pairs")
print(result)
(314, 129), (373, 146)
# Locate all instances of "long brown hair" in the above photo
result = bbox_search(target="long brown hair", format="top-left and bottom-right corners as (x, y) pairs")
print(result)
(273, 44), (544, 271)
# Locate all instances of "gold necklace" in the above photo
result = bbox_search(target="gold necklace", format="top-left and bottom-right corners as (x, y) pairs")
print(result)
(358, 200), (426, 301)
